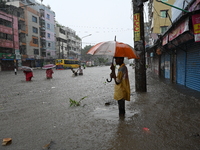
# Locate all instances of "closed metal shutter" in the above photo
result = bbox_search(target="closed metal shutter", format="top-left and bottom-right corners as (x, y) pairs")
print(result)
(176, 49), (186, 85)
(186, 42), (200, 91)
(164, 53), (170, 79)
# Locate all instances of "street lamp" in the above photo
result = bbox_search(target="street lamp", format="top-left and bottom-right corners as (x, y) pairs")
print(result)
(80, 34), (92, 61)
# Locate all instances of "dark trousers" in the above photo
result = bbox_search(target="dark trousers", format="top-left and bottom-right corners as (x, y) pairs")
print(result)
(118, 99), (125, 115)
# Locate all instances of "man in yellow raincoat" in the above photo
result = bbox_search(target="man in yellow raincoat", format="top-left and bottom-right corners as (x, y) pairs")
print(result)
(110, 57), (130, 116)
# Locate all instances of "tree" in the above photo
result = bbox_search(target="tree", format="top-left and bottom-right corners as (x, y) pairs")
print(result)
(81, 45), (93, 62)
(81, 45), (111, 66)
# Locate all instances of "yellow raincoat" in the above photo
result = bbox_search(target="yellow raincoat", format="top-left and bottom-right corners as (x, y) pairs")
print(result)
(114, 63), (130, 101)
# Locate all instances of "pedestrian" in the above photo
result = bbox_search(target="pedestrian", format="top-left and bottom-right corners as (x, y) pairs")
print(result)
(110, 57), (130, 117)
(71, 68), (77, 76)
(14, 67), (17, 75)
(46, 68), (54, 79)
(23, 70), (33, 81)
(83, 64), (86, 69)
(77, 66), (83, 75)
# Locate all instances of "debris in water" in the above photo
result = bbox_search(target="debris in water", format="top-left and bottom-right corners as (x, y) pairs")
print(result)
(143, 127), (150, 132)
(2, 138), (12, 146)
(105, 102), (111, 106)
(42, 140), (53, 149)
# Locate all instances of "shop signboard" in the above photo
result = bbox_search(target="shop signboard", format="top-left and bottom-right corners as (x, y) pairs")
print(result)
(134, 13), (140, 42)
(169, 18), (189, 41)
(192, 14), (200, 42)
(0, 53), (15, 59)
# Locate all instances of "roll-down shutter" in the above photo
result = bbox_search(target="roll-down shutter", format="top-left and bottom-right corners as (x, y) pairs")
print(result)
(186, 42), (200, 91)
(176, 49), (186, 85)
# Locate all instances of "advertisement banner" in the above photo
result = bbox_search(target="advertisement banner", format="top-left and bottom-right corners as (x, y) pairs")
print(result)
(134, 13), (140, 42)
(169, 18), (189, 41)
(162, 34), (168, 45)
(0, 53), (15, 59)
(192, 14), (200, 42)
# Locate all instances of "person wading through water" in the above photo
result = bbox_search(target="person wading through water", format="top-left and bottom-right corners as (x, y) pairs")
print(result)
(110, 57), (130, 117)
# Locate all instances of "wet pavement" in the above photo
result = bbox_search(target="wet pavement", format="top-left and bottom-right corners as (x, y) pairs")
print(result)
(0, 66), (200, 150)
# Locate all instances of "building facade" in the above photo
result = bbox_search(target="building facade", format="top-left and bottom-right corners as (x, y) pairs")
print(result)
(147, 0), (200, 92)
(148, 0), (175, 45)
(147, 0), (175, 75)
(1, 0), (82, 70)
(55, 25), (81, 60)
(0, 4), (23, 71)
(5, 0), (56, 68)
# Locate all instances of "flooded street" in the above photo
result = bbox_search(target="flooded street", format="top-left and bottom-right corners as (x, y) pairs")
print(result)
(0, 66), (200, 150)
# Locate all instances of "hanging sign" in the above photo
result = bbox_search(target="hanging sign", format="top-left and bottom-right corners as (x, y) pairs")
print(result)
(169, 18), (189, 41)
(192, 14), (200, 42)
(162, 34), (168, 45)
(134, 13), (140, 42)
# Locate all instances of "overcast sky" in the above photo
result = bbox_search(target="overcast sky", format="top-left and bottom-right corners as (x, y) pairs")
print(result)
(40, 0), (139, 48)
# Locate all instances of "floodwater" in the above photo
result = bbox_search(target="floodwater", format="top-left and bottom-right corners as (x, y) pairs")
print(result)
(0, 66), (200, 150)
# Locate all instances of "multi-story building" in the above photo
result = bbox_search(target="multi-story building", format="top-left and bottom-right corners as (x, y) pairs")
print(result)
(55, 25), (81, 60)
(66, 27), (81, 60)
(38, 4), (56, 61)
(0, 4), (24, 71)
(5, 0), (56, 67)
(147, 0), (200, 92)
(148, 0), (175, 45)
(147, 0), (175, 74)
(2, 0), (81, 70)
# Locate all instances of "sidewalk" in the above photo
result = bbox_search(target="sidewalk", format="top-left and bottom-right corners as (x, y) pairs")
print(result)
(147, 70), (200, 100)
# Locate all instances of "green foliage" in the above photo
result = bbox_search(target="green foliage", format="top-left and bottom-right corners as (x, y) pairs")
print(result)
(69, 96), (87, 107)
(81, 45), (111, 65)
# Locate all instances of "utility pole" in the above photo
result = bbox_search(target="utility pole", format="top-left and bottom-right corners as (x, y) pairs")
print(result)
(132, 0), (147, 92)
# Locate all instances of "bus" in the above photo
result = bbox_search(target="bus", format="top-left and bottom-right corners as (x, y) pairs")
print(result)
(55, 59), (80, 69)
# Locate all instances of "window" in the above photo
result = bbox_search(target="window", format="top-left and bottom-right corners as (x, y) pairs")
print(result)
(32, 16), (37, 23)
(160, 26), (168, 34)
(17, 12), (20, 17)
(46, 14), (50, 20)
(32, 27), (38, 34)
(160, 10), (168, 18)
(47, 23), (50, 29)
(42, 52), (46, 57)
(48, 42), (51, 47)
(7, 34), (13, 41)
(34, 49), (39, 55)
(33, 37), (38, 44)
(59, 28), (65, 35)
(47, 33), (50, 38)
(0, 33), (13, 41)
(0, 18), (12, 27)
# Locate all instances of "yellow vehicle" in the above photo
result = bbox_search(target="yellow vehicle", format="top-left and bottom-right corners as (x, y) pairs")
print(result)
(55, 59), (80, 69)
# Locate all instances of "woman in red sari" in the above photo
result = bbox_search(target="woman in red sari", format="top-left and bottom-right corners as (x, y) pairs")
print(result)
(46, 68), (54, 79)
(23, 71), (33, 81)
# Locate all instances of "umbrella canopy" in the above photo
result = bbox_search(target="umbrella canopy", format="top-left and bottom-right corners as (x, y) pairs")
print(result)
(19, 66), (33, 72)
(87, 41), (139, 59)
(42, 64), (56, 69)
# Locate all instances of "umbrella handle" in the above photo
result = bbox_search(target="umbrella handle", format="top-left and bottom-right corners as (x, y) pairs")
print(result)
(106, 78), (112, 82)
(106, 58), (115, 83)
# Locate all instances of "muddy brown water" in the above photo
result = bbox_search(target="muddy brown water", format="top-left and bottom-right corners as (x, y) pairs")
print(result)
(0, 66), (200, 150)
